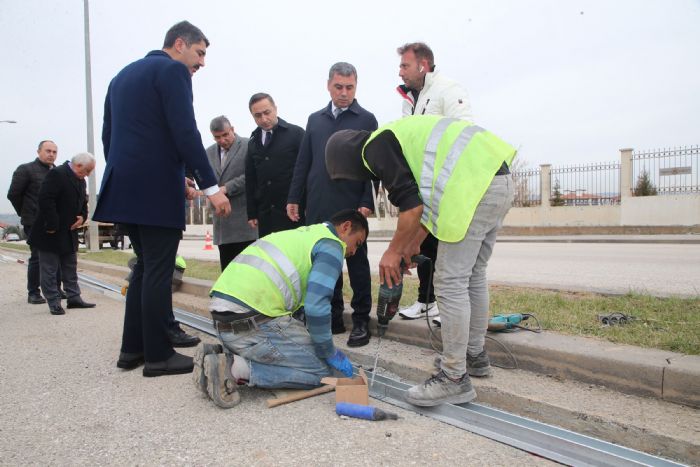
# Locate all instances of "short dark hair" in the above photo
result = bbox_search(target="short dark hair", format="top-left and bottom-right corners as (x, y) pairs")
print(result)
(328, 62), (357, 80)
(210, 115), (231, 133)
(397, 42), (435, 71)
(37, 140), (55, 150)
(248, 93), (275, 111)
(163, 21), (209, 48)
(330, 209), (369, 238)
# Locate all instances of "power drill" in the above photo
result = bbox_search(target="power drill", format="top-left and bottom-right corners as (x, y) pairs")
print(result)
(375, 255), (430, 337)
(372, 255), (429, 387)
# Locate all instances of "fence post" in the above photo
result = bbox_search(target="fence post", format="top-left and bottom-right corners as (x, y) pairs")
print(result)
(540, 164), (551, 207)
(620, 148), (633, 198)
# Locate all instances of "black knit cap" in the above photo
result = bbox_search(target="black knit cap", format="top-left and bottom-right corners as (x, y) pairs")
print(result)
(325, 129), (373, 181)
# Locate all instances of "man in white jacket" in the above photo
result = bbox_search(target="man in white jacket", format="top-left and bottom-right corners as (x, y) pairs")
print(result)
(395, 42), (473, 325)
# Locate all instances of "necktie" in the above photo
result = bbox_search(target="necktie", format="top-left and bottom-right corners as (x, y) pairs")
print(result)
(263, 131), (271, 146)
(220, 149), (228, 164)
(333, 107), (343, 119)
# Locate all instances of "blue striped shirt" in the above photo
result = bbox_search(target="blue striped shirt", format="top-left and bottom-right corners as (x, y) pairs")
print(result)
(305, 225), (344, 359)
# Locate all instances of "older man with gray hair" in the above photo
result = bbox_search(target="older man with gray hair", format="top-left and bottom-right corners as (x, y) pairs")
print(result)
(205, 115), (257, 270)
(28, 152), (97, 315)
(286, 62), (378, 347)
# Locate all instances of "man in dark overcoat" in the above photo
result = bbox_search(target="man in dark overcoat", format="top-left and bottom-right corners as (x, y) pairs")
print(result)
(29, 153), (96, 315)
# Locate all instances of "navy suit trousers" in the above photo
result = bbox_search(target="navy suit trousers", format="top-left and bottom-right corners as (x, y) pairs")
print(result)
(121, 224), (181, 362)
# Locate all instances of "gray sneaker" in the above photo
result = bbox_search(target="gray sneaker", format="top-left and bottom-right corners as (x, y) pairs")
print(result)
(193, 343), (223, 394)
(405, 370), (476, 407)
(204, 353), (241, 409)
(433, 350), (492, 377)
(467, 350), (491, 377)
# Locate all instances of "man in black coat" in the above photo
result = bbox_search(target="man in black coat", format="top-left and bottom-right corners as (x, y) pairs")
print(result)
(7, 140), (64, 304)
(28, 153), (96, 315)
(286, 62), (378, 347)
(245, 93), (305, 237)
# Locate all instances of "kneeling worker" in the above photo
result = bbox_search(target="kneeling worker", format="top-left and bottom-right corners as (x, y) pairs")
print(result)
(325, 115), (515, 407)
(194, 209), (368, 408)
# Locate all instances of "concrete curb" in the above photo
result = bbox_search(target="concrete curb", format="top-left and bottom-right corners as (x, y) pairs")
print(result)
(73, 258), (700, 409)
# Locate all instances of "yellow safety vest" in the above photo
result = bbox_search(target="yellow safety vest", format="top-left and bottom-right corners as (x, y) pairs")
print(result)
(210, 224), (346, 317)
(363, 116), (516, 242)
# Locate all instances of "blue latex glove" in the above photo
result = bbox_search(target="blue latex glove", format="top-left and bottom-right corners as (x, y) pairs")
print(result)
(326, 349), (353, 377)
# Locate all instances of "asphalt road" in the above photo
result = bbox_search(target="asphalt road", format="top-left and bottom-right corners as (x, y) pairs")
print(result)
(176, 238), (700, 297)
(0, 256), (551, 466)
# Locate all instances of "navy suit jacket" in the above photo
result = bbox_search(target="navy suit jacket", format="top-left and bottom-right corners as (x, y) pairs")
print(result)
(93, 50), (217, 230)
(287, 100), (378, 224)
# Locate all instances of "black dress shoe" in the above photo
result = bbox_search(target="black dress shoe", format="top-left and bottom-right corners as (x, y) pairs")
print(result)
(143, 352), (194, 377)
(49, 304), (66, 315)
(59, 290), (67, 299)
(117, 351), (145, 370)
(331, 323), (347, 335)
(67, 297), (96, 309)
(347, 322), (370, 347)
(167, 328), (201, 347)
(28, 294), (47, 305)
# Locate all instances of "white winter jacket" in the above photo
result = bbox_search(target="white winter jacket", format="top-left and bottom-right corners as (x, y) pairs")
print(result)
(397, 69), (473, 120)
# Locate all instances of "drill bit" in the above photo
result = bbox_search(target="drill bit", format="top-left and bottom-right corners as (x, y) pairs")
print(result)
(370, 334), (382, 387)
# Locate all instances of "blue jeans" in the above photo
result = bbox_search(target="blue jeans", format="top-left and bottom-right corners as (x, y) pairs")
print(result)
(435, 175), (514, 379)
(218, 315), (333, 389)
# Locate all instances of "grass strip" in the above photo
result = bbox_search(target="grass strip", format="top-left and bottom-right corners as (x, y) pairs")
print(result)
(17, 247), (697, 355)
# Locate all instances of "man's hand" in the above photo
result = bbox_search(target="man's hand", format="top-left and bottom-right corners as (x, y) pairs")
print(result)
(247, 219), (258, 228)
(70, 216), (85, 230)
(219, 185), (227, 195)
(286, 203), (300, 222)
(185, 186), (198, 200)
(357, 207), (372, 218)
(379, 248), (405, 289)
(325, 349), (353, 377)
(208, 190), (231, 217)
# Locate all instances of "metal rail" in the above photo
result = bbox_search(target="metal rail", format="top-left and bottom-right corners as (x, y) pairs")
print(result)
(75, 270), (685, 467)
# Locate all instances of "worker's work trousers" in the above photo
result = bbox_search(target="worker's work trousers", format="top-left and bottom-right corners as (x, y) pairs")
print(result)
(435, 175), (514, 379)
(219, 315), (333, 389)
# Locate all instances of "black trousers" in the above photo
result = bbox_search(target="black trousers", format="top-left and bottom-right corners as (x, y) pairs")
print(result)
(121, 224), (181, 362)
(331, 242), (372, 326)
(24, 225), (61, 296)
(417, 233), (438, 304)
(218, 240), (255, 272)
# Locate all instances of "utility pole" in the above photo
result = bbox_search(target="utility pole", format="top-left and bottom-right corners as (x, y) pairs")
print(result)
(84, 0), (99, 251)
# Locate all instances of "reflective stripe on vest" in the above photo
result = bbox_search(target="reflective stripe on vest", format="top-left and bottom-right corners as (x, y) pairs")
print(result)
(424, 124), (486, 236)
(362, 116), (516, 242)
(211, 223), (345, 317)
(253, 239), (302, 309)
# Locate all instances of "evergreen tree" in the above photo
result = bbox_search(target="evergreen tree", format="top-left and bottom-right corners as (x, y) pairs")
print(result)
(633, 170), (658, 196)
(551, 179), (565, 206)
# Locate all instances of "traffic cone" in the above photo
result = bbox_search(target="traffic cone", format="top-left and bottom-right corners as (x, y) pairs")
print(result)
(204, 231), (213, 251)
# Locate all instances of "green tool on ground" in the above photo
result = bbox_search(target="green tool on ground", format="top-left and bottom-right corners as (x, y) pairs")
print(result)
(488, 313), (541, 332)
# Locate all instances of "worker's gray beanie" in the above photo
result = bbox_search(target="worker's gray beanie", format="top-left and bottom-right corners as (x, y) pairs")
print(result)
(325, 129), (373, 181)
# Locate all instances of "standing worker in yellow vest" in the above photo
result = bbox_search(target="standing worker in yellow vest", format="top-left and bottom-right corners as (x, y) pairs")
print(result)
(193, 209), (368, 408)
(325, 115), (515, 407)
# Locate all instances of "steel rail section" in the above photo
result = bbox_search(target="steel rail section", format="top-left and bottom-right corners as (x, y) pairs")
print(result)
(365, 371), (684, 467)
(75, 272), (685, 467)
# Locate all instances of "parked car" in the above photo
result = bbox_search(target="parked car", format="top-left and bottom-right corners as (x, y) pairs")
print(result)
(5, 233), (20, 241)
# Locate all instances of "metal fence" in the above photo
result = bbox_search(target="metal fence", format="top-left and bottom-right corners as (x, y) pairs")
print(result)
(550, 162), (621, 206)
(631, 145), (699, 194)
(512, 168), (541, 207)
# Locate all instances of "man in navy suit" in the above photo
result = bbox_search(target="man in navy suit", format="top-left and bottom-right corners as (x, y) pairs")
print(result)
(93, 21), (231, 377)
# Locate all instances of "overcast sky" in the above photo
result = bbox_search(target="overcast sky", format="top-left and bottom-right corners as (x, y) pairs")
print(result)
(1, 0), (699, 213)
